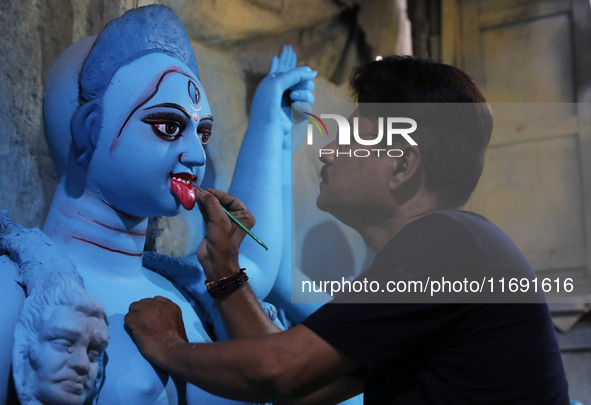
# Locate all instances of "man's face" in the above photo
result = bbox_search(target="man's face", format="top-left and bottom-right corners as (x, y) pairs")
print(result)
(30, 305), (108, 405)
(316, 114), (397, 225)
(88, 54), (213, 217)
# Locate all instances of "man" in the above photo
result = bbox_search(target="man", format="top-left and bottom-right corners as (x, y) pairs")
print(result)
(12, 282), (109, 405)
(125, 56), (569, 404)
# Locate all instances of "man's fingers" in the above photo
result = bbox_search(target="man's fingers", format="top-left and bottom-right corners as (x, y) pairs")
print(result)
(153, 295), (174, 304)
(196, 189), (255, 231)
(206, 189), (244, 210)
(205, 189), (255, 229)
(196, 191), (229, 225)
(126, 297), (182, 324)
(128, 297), (157, 312)
(124, 297), (189, 350)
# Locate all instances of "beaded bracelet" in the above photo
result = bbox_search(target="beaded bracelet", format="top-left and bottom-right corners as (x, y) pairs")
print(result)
(205, 268), (249, 298)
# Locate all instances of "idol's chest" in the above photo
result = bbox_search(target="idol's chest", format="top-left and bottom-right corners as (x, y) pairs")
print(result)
(97, 314), (248, 405)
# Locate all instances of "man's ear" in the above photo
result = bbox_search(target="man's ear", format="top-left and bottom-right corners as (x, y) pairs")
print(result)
(70, 100), (102, 167)
(388, 146), (422, 192)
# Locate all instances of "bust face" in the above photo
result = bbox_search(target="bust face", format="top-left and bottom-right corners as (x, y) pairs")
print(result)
(86, 53), (213, 218)
(30, 305), (108, 405)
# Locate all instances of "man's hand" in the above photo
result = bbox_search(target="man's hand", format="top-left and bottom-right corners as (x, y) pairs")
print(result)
(124, 296), (188, 366)
(196, 189), (255, 280)
(125, 298), (360, 403)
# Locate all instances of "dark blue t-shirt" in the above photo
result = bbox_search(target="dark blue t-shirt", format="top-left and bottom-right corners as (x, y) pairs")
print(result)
(302, 211), (569, 404)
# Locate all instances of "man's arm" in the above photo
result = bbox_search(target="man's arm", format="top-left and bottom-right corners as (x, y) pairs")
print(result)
(125, 297), (359, 402)
(126, 189), (361, 402)
(274, 375), (363, 405)
(193, 189), (283, 338)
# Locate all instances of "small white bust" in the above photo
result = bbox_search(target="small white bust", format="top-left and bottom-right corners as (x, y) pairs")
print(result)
(13, 282), (109, 405)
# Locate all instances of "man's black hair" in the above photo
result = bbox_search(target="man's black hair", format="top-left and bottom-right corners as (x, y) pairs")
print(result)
(350, 55), (493, 208)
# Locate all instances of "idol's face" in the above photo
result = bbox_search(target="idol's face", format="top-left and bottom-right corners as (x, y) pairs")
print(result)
(30, 306), (108, 405)
(87, 53), (213, 217)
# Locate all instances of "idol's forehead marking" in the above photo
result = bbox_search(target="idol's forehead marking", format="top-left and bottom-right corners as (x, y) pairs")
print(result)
(188, 80), (200, 104)
(110, 68), (201, 153)
(114, 68), (193, 139)
(188, 79), (202, 112)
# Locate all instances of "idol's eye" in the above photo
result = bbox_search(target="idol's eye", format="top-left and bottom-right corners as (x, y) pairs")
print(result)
(142, 112), (187, 142)
(197, 120), (213, 145)
(154, 123), (181, 137)
(199, 130), (211, 145)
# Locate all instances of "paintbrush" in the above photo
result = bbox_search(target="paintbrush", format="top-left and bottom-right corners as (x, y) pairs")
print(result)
(191, 181), (269, 251)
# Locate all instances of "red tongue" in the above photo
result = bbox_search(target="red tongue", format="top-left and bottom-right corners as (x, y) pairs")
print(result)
(170, 178), (196, 210)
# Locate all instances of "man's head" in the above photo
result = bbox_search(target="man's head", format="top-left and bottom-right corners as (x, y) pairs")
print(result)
(13, 283), (109, 405)
(349, 55), (493, 208)
(317, 56), (492, 226)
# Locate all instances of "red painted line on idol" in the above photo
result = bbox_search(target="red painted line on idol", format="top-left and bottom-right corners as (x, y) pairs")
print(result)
(72, 236), (143, 257)
(77, 212), (146, 236)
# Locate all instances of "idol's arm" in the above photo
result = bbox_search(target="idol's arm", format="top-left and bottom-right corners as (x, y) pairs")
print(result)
(230, 46), (316, 299)
(264, 64), (322, 323)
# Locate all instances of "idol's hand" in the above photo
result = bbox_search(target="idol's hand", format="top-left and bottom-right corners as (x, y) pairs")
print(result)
(250, 45), (316, 135)
(195, 189), (255, 280)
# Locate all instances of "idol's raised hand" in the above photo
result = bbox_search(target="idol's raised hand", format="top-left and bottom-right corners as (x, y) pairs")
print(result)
(228, 46), (316, 300)
(249, 45), (316, 134)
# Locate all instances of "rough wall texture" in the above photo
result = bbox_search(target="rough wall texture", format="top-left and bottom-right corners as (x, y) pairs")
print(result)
(0, 0), (409, 255)
(0, 0), (138, 229)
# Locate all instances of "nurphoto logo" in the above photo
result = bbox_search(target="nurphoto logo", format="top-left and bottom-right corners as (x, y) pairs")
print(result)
(304, 112), (418, 158)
